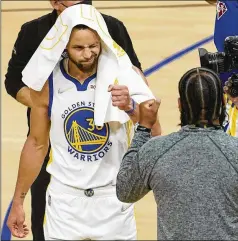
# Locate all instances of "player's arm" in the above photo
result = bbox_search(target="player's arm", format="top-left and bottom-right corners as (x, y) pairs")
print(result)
(7, 82), (50, 238)
(108, 84), (140, 124)
(12, 83), (50, 204)
(15, 87), (32, 108)
(108, 82), (160, 130)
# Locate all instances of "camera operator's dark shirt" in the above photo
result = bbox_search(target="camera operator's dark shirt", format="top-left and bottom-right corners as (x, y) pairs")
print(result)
(4, 10), (142, 130)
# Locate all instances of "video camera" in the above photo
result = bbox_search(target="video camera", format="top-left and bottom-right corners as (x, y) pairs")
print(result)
(198, 36), (238, 97)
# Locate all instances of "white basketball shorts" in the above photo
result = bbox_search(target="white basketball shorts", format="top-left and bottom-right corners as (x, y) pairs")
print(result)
(43, 177), (137, 240)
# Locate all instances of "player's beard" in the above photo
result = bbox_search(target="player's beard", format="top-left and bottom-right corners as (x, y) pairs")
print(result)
(68, 53), (98, 74)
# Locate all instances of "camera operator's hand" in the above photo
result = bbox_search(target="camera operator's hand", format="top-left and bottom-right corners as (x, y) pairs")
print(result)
(139, 99), (161, 129)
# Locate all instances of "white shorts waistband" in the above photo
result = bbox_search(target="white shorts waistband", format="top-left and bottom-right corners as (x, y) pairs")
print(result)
(49, 177), (116, 198)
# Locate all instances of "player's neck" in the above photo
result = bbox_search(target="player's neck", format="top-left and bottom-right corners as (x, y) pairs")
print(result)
(66, 58), (96, 84)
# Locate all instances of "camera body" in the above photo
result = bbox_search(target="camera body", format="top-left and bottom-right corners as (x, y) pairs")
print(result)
(198, 36), (238, 97)
(198, 36), (238, 73)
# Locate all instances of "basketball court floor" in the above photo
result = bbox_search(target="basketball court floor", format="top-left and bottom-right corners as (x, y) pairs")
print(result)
(2, 1), (217, 239)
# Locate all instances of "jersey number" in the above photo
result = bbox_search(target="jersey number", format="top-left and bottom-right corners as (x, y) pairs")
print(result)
(86, 118), (103, 131)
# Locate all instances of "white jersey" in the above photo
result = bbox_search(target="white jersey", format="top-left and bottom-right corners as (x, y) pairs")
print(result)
(47, 59), (134, 189)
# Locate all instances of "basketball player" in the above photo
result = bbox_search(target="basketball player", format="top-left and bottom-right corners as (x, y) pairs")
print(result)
(6, 23), (156, 240)
(116, 67), (238, 240)
(4, 1), (160, 240)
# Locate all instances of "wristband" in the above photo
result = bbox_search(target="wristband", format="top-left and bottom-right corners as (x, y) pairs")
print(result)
(125, 98), (136, 115)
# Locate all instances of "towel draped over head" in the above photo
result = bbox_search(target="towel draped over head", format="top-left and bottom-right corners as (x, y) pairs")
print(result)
(22, 4), (155, 126)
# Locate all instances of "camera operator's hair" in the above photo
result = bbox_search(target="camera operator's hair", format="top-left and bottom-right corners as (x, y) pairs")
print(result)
(178, 67), (226, 128)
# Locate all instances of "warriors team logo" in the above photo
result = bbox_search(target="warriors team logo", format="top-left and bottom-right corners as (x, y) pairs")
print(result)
(217, 1), (227, 20)
(63, 104), (112, 162)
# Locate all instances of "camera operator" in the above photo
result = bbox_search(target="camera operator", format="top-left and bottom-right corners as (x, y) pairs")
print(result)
(213, 0), (238, 137)
(200, 0), (238, 85)
(213, 0), (238, 84)
(202, 0), (238, 137)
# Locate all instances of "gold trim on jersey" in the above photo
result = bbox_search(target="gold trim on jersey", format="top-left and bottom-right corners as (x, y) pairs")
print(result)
(229, 106), (238, 137)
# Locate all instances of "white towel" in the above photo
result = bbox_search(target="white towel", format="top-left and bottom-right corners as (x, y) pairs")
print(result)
(22, 4), (155, 126)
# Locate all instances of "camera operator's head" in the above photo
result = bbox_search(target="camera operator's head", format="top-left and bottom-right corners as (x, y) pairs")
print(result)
(224, 73), (238, 108)
(178, 67), (226, 128)
(50, 1), (92, 15)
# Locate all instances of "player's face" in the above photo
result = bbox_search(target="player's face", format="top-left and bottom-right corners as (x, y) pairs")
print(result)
(67, 28), (101, 72)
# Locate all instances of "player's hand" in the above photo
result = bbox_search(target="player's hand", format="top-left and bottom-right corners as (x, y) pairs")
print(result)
(7, 203), (29, 238)
(139, 99), (161, 129)
(108, 85), (132, 111)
